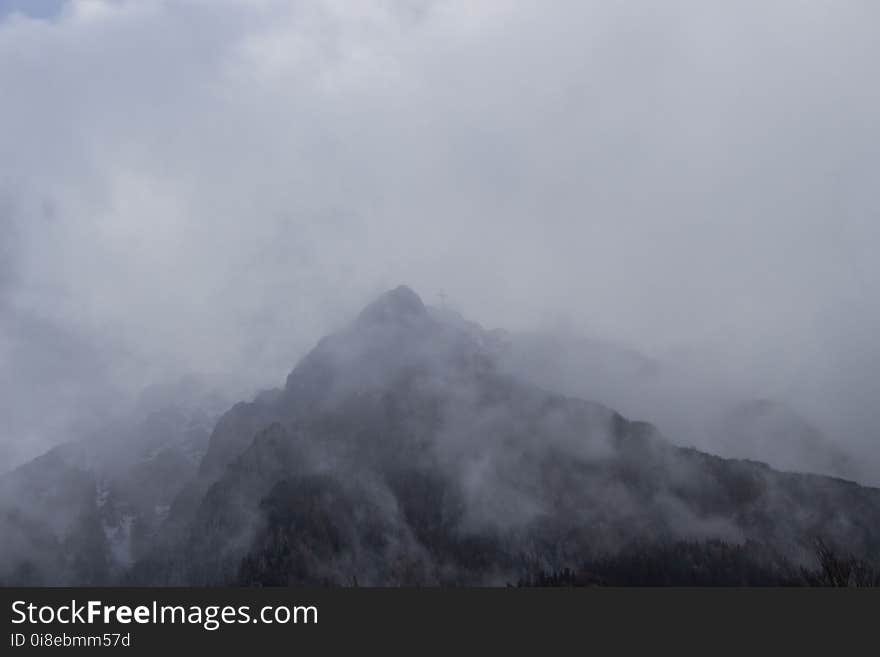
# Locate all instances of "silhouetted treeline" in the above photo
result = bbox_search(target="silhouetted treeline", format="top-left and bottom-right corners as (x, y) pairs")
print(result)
(515, 539), (880, 587)
(800, 539), (880, 587)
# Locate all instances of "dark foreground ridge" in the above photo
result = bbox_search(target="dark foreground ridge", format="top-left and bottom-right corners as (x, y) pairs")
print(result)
(2, 287), (880, 586)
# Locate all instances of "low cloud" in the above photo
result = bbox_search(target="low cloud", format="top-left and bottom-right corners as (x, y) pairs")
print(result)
(1, 1), (878, 474)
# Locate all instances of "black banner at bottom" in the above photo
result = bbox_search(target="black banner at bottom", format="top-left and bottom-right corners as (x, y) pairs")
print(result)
(1, 587), (875, 653)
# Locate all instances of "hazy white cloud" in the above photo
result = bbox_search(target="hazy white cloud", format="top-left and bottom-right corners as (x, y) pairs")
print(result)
(1, 0), (878, 469)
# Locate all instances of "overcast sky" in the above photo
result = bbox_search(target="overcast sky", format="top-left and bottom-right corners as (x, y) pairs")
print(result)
(1, 0), (878, 469)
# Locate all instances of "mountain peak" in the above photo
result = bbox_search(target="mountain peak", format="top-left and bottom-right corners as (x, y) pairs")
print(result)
(357, 285), (426, 325)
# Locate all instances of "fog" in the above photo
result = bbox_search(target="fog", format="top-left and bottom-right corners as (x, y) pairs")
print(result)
(1, 1), (878, 478)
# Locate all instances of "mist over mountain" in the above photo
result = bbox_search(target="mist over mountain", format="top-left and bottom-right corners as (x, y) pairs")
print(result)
(0, 381), (227, 584)
(3, 287), (878, 586)
(497, 333), (865, 482)
(2, 2), (880, 588)
(716, 400), (857, 480)
(3, 1), (880, 483)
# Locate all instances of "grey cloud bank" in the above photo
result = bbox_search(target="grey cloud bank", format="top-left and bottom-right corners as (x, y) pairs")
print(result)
(0, 1), (878, 476)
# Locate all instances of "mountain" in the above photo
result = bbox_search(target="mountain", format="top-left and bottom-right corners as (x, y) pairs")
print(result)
(718, 399), (856, 479)
(134, 287), (880, 585)
(4, 286), (880, 586)
(496, 330), (865, 482)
